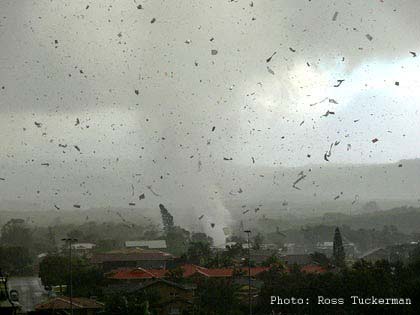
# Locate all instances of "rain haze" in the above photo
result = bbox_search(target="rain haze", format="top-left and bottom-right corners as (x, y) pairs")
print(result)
(1, 0), (420, 244)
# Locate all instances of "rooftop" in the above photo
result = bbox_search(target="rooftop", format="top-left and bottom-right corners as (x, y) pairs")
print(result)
(35, 297), (104, 310)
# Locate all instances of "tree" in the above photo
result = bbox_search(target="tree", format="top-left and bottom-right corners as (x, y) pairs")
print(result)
(0, 219), (32, 248)
(159, 204), (174, 233)
(252, 232), (264, 250)
(186, 241), (212, 266)
(333, 227), (345, 267)
(0, 246), (33, 276)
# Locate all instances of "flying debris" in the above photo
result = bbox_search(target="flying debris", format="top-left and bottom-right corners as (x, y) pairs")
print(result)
(59, 144), (68, 148)
(135, 89), (139, 95)
(347, 144), (352, 151)
(73, 204), (81, 208)
(365, 34), (373, 41)
(310, 97), (328, 106)
(332, 11), (339, 21)
(139, 193), (145, 200)
(329, 98), (338, 104)
(266, 51), (277, 63)
(223, 157), (233, 161)
(146, 185), (161, 196)
(41, 163), (50, 166)
(322, 110), (335, 117)
(198, 215), (204, 220)
(0, 178), (5, 181)
(54, 204), (60, 210)
(212, 126), (216, 132)
(292, 173), (307, 190)
(210, 223), (215, 228)
(289, 47), (296, 52)
(129, 203), (136, 206)
(211, 49), (218, 55)
(251, 157), (255, 164)
(267, 66), (275, 75)
(254, 207), (260, 213)
(352, 194), (359, 205)
(150, 18), (156, 24)
(137, 4), (143, 9)
(324, 143), (334, 161)
(371, 138), (379, 143)
(75, 118), (80, 126)
(395, 81), (400, 86)
(333, 79), (345, 87)
(410, 51), (417, 57)
(243, 209), (250, 214)
(34, 122), (42, 128)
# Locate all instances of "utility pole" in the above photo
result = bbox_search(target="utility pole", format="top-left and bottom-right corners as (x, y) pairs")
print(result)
(62, 238), (77, 315)
(244, 229), (252, 315)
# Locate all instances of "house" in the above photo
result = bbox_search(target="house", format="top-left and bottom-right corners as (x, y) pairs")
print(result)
(34, 297), (104, 315)
(116, 279), (195, 315)
(107, 264), (271, 283)
(125, 240), (167, 250)
(71, 243), (96, 257)
(359, 248), (390, 262)
(91, 248), (175, 272)
(279, 254), (313, 266)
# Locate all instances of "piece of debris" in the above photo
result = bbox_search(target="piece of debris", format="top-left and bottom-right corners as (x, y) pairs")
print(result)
(254, 207), (260, 213)
(310, 97), (328, 106)
(332, 11), (339, 21)
(223, 157), (233, 161)
(365, 34), (373, 41)
(185, 39), (191, 44)
(210, 223), (215, 228)
(371, 138), (379, 143)
(211, 49), (218, 55)
(146, 185), (161, 196)
(324, 143), (334, 161)
(333, 79), (345, 87)
(212, 126), (216, 132)
(347, 144), (352, 151)
(74, 145), (81, 152)
(0, 178), (5, 181)
(292, 173), (307, 190)
(322, 110), (335, 117)
(41, 163), (50, 166)
(73, 204), (81, 208)
(266, 51), (277, 63)
(334, 195), (340, 200)
(267, 66), (275, 75)
(351, 195), (359, 205)
(329, 98), (338, 104)
(289, 47), (296, 52)
(251, 157), (255, 164)
(409, 51), (417, 57)
(129, 202), (136, 206)
(198, 215), (204, 220)
(243, 209), (250, 214)
(300, 120), (305, 126)
(135, 89), (139, 95)
(395, 81), (399, 86)
(54, 204), (60, 210)
(34, 121), (42, 128)
(150, 18), (156, 23)
(398, 163), (403, 167)
(137, 4), (143, 9)
(139, 193), (145, 200)
(75, 118), (80, 126)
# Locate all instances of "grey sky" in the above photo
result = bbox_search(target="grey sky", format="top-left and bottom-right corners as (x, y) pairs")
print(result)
(1, 0), (420, 242)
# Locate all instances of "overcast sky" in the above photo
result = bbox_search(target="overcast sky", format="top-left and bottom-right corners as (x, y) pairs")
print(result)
(1, 0), (420, 241)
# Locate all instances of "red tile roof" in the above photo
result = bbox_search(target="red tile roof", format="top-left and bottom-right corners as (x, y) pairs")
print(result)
(91, 248), (174, 263)
(35, 297), (104, 310)
(107, 265), (270, 280)
(300, 265), (327, 274)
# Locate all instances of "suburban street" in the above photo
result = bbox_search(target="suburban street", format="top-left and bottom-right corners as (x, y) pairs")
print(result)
(7, 277), (48, 313)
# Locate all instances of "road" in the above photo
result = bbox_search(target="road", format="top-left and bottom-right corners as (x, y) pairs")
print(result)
(7, 277), (48, 313)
